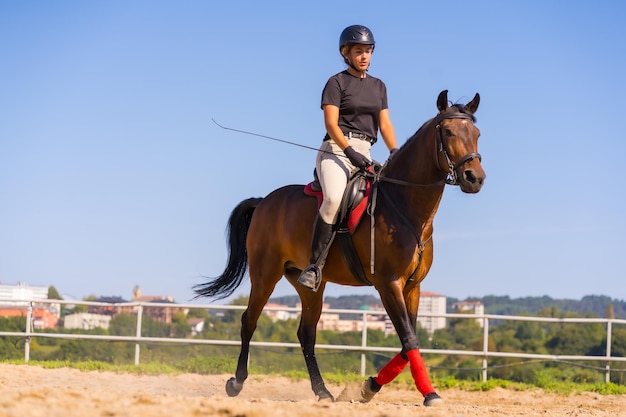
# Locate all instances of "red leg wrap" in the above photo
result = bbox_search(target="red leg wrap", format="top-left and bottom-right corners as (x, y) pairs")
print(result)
(374, 353), (409, 386)
(406, 349), (434, 396)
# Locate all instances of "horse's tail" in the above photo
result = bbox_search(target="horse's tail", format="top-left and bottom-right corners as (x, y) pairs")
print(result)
(193, 197), (263, 301)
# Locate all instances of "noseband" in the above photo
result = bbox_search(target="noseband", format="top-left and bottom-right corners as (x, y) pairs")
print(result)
(435, 112), (482, 186)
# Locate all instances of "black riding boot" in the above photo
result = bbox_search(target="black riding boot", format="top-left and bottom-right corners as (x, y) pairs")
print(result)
(297, 215), (334, 292)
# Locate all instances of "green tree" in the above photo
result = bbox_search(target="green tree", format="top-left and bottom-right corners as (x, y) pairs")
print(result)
(170, 312), (191, 338)
(110, 313), (137, 336)
(187, 308), (210, 320)
(0, 317), (27, 359)
(142, 315), (169, 338)
(47, 286), (62, 300)
(446, 315), (483, 348)
(545, 320), (605, 356)
(611, 326), (626, 357)
(222, 296), (247, 323)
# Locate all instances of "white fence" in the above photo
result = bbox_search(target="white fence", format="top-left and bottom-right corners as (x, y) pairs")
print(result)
(1, 298), (626, 382)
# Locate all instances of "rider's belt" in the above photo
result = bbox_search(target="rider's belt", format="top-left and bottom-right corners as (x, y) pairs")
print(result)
(324, 132), (377, 145)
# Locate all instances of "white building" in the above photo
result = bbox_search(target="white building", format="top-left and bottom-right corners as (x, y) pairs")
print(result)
(263, 303), (299, 321)
(0, 282), (49, 305)
(64, 312), (112, 330)
(316, 311), (388, 333)
(0, 282), (60, 318)
(452, 300), (485, 327)
(417, 292), (447, 334)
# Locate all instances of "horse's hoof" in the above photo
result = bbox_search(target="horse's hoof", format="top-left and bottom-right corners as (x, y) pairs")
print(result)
(360, 377), (382, 403)
(423, 392), (443, 407)
(317, 388), (335, 402)
(225, 377), (243, 397)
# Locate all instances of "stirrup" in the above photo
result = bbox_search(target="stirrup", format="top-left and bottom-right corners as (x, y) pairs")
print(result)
(297, 265), (322, 292)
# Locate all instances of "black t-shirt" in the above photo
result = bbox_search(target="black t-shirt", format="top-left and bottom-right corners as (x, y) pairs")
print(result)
(321, 70), (389, 141)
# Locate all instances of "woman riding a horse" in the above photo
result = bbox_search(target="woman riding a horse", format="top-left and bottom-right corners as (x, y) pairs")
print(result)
(195, 25), (485, 408)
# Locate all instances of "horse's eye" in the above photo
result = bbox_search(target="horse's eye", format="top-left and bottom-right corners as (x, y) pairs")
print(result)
(444, 129), (453, 137)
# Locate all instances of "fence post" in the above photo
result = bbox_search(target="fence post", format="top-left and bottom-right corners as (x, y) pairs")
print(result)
(606, 319), (613, 383)
(482, 316), (489, 382)
(24, 302), (32, 363)
(361, 312), (367, 376)
(134, 304), (143, 366)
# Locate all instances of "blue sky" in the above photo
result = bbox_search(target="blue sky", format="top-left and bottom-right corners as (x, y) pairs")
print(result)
(1, 1), (625, 305)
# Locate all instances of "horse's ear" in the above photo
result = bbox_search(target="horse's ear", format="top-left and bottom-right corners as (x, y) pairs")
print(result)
(465, 93), (480, 114)
(437, 90), (449, 112)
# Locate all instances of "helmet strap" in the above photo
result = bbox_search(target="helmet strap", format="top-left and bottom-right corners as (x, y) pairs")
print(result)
(347, 58), (368, 77)
(342, 45), (370, 77)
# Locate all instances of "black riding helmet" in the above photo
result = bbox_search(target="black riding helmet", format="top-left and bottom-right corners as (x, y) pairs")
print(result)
(339, 25), (376, 51)
(339, 25), (375, 71)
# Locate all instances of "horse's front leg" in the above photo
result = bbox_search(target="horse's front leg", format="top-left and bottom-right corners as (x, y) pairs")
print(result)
(363, 283), (441, 406)
(296, 282), (334, 401)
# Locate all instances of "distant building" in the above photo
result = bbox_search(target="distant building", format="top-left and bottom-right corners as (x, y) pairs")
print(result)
(263, 303), (298, 321)
(0, 307), (58, 329)
(315, 310), (389, 333)
(187, 318), (205, 336)
(292, 303), (391, 334)
(252, 293), (450, 335)
(131, 286), (175, 303)
(316, 303), (337, 330)
(337, 316), (387, 333)
(131, 286), (185, 324)
(64, 312), (112, 330)
(266, 293), (451, 335)
(417, 292), (447, 334)
(452, 300), (485, 327)
(87, 296), (133, 316)
(0, 282), (49, 306)
(0, 282), (61, 325)
(32, 309), (59, 329)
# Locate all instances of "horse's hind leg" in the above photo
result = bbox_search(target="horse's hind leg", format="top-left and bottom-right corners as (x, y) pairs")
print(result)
(226, 255), (284, 397)
(291, 277), (334, 401)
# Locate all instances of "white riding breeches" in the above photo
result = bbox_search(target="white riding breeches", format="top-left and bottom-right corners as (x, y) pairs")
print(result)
(315, 136), (372, 224)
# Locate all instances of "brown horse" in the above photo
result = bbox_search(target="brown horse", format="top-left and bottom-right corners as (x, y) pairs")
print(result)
(194, 90), (485, 406)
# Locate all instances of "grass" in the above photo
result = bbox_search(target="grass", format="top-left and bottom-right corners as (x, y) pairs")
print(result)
(4, 359), (179, 376)
(3, 359), (625, 396)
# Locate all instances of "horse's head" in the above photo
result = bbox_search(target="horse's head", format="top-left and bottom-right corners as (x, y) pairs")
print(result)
(435, 90), (485, 193)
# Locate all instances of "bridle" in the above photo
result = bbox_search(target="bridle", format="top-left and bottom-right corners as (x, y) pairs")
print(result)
(434, 111), (482, 186)
(376, 110), (481, 188)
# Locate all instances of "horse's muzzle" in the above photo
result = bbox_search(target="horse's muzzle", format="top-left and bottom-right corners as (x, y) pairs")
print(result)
(459, 166), (486, 193)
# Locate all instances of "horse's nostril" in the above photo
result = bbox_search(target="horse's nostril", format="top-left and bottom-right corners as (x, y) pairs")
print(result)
(465, 170), (477, 183)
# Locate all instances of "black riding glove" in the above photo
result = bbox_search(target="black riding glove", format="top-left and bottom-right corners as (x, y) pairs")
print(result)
(388, 147), (399, 161)
(344, 146), (371, 169)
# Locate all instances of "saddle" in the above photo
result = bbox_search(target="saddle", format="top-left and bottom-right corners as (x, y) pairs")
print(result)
(303, 168), (374, 285)
(303, 168), (372, 234)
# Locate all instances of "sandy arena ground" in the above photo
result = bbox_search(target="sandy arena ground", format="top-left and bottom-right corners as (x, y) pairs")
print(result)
(0, 364), (625, 417)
